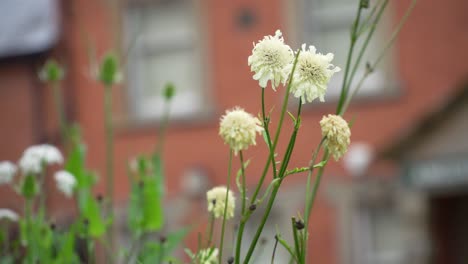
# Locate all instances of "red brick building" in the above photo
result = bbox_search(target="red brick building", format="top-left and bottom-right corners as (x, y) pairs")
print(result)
(1, 0), (468, 263)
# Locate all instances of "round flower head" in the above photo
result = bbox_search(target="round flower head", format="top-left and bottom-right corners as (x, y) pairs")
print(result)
(0, 209), (19, 222)
(19, 144), (63, 174)
(195, 248), (219, 264)
(287, 44), (340, 103)
(219, 107), (263, 154)
(206, 186), (235, 219)
(248, 30), (294, 90)
(320, 115), (351, 161)
(54, 170), (77, 198)
(0, 161), (17, 185)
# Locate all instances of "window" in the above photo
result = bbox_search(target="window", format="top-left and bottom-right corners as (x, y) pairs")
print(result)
(125, 0), (209, 121)
(351, 205), (406, 264)
(297, 0), (397, 99)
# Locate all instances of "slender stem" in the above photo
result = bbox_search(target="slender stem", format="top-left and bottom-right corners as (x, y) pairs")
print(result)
(51, 81), (67, 141)
(237, 55), (301, 263)
(271, 236), (279, 264)
(291, 218), (302, 262)
(342, 0), (417, 114)
(243, 182), (282, 264)
(276, 235), (298, 263)
(251, 51), (301, 204)
(104, 84), (115, 253)
(342, 0), (389, 109)
(156, 101), (171, 155)
(239, 151), (247, 215)
(336, 4), (364, 115)
(219, 150), (233, 263)
(302, 151), (328, 261)
(303, 139), (325, 225)
(234, 151), (247, 264)
(206, 214), (215, 247)
(38, 169), (47, 219)
(261, 88), (277, 179)
(243, 101), (302, 263)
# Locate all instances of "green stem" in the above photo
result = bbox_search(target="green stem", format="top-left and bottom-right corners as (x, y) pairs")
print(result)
(219, 150), (233, 263)
(250, 51), (301, 204)
(276, 235), (298, 263)
(51, 81), (68, 141)
(302, 151), (329, 261)
(261, 88), (277, 179)
(156, 101), (172, 155)
(104, 84), (115, 253)
(342, 0), (417, 114)
(234, 151), (247, 264)
(243, 101), (302, 263)
(239, 151), (247, 215)
(206, 214), (215, 247)
(291, 218), (302, 262)
(336, 4), (364, 115)
(342, 0), (389, 113)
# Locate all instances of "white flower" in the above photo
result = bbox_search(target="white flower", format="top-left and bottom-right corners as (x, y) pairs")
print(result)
(219, 107), (263, 154)
(0, 209), (19, 221)
(19, 144), (63, 174)
(206, 186), (235, 219)
(0, 161), (17, 185)
(54, 170), (76, 198)
(196, 248), (219, 264)
(287, 44), (341, 103)
(248, 30), (294, 90)
(320, 115), (351, 161)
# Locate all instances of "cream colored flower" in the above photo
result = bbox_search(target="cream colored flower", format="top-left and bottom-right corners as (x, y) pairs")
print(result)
(19, 144), (63, 174)
(195, 248), (219, 264)
(219, 107), (263, 154)
(0, 209), (19, 222)
(54, 170), (77, 198)
(287, 44), (340, 103)
(248, 30), (294, 90)
(0, 161), (17, 185)
(206, 186), (235, 219)
(320, 115), (351, 161)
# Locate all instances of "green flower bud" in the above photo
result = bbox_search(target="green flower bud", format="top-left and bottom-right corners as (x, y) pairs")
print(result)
(99, 52), (121, 86)
(39, 59), (64, 82)
(163, 82), (176, 101)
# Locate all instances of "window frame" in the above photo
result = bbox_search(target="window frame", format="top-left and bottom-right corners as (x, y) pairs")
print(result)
(122, 0), (213, 125)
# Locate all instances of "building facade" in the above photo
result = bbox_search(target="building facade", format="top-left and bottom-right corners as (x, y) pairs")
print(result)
(1, 0), (468, 263)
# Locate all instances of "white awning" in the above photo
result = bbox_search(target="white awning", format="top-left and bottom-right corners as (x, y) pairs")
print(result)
(0, 0), (59, 58)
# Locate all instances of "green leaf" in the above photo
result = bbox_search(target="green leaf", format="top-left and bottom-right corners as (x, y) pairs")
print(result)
(236, 159), (251, 193)
(137, 228), (189, 263)
(128, 182), (144, 234)
(21, 175), (37, 199)
(313, 160), (328, 168)
(78, 190), (106, 237)
(53, 231), (79, 264)
(140, 154), (165, 231)
(141, 176), (163, 231)
(64, 143), (86, 187)
(287, 111), (297, 123)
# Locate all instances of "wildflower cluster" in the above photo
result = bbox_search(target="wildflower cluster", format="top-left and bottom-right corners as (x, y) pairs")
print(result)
(206, 186), (236, 219)
(320, 114), (351, 161)
(219, 107), (263, 154)
(249, 30), (340, 103)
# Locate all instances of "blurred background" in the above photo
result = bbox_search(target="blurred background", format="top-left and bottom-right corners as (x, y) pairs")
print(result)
(1, 0), (468, 263)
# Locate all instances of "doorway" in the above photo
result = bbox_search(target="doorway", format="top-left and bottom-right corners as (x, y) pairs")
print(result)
(429, 194), (468, 264)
